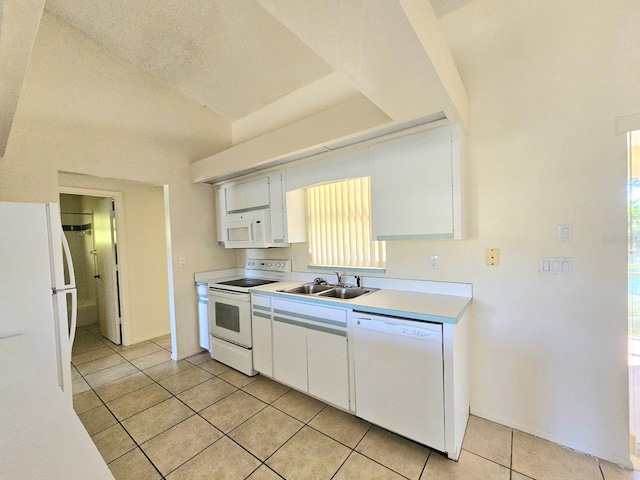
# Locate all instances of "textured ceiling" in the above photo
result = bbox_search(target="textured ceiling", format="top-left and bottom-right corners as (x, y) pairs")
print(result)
(40, 0), (470, 167)
(44, 0), (335, 121)
(44, 0), (471, 125)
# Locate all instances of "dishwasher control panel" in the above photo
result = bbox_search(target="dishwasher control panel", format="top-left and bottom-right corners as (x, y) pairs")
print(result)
(354, 315), (442, 343)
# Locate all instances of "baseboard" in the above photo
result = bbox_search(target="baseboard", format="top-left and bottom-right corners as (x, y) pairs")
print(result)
(470, 408), (633, 469)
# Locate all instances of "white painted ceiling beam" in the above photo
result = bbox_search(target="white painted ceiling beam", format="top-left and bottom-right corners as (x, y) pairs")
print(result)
(0, 0), (46, 158)
(231, 71), (360, 145)
(256, 0), (469, 132)
(191, 94), (391, 183)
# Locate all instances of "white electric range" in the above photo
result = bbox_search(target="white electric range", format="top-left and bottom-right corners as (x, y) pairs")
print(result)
(207, 259), (291, 375)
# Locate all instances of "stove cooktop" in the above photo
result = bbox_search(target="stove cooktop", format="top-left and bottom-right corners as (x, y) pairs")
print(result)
(217, 278), (279, 288)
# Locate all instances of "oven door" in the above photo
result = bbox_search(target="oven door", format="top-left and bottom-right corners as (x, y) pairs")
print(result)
(208, 288), (252, 348)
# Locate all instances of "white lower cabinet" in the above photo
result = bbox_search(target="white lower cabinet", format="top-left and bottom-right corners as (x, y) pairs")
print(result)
(270, 297), (350, 410)
(251, 294), (273, 376)
(272, 320), (308, 392)
(251, 291), (468, 460)
(197, 283), (209, 350)
(307, 329), (349, 409)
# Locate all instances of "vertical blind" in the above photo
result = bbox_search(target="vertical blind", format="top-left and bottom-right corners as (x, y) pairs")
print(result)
(306, 177), (386, 269)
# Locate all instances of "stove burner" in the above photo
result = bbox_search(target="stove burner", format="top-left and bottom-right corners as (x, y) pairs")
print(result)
(217, 278), (279, 288)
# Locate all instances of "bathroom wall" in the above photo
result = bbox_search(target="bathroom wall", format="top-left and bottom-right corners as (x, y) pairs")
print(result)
(60, 193), (98, 327)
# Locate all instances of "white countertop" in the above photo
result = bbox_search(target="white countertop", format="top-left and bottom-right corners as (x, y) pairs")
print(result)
(249, 281), (472, 324)
(0, 335), (114, 480)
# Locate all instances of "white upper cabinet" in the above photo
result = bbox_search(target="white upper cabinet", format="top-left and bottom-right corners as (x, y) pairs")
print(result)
(218, 171), (304, 248)
(370, 125), (465, 240)
(215, 186), (226, 244)
(268, 173), (286, 244)
(226, 176), (270, 213)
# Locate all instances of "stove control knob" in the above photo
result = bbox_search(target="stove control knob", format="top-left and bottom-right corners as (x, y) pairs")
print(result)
(267, 262), (272, 267)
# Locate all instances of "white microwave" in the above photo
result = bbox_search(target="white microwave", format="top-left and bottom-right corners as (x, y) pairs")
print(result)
(224, 210), (287, 249)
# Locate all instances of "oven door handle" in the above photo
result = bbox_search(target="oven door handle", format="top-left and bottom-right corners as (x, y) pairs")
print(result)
(208, 288), (251, 301)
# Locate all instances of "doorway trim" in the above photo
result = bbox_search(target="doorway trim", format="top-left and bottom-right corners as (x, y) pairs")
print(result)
(59, 186), (129, 346)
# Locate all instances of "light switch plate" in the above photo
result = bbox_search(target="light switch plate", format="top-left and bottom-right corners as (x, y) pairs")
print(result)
(429, 255), (439, 269)
(539, 257), (572, 275)
(486, 248), (500, 266)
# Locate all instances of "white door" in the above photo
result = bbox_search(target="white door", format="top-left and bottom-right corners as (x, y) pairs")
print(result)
(94, 197), (120, 345)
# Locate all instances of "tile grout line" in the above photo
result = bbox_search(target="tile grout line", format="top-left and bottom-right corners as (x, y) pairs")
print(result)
(75, 328), (188, 479)
(77, 327), (302, 478)
(76, 329), (166, 478)
(78, 328), (450, 480)
(78, 327), (516, 480)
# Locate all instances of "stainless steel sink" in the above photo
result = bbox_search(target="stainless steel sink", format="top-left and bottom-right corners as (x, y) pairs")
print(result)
(279, 283), (334, 295)
(318, 287), (375, 299)
(277, 283), (377, 300)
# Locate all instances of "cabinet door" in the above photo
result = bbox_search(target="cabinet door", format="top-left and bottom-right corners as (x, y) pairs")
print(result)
(197, 284), (209, 350)
(307, 329), (349, 410)
(225, 183), (246, 213)
(245, 177), (270, 210)
(371, 130), (453, 239)
(268, 173), (286, 244)
(252, 295), (273, 376)
(252, 314), (273, 376)
(226, 177), (270, 213)
(216, 187), (226, 244)
(272, 319), (308, 392)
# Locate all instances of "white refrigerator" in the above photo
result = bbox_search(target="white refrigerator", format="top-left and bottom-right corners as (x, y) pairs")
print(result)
(0, 201), (77, 402)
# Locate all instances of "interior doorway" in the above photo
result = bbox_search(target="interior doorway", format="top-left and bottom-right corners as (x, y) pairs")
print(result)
(60, 191), (123, 346)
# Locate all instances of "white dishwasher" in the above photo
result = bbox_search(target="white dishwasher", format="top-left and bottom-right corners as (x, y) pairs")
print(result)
(352, 312), (445, 451)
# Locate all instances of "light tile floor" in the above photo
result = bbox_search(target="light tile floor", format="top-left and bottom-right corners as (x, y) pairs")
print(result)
(71, 325), (638, 479)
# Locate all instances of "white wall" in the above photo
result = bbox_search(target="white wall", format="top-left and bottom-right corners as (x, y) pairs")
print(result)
(245, 0), (638, 465)
(433, 0), (636, 464)
(0, 12), (236, 357)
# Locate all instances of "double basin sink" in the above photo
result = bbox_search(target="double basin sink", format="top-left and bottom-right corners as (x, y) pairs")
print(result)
(277, 283), (377, 300)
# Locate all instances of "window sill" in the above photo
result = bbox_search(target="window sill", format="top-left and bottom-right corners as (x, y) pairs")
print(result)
(307, 264), (386, 274)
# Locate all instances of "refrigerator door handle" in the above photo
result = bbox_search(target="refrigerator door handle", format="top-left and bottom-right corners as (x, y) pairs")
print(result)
(60, 224), (76, 290)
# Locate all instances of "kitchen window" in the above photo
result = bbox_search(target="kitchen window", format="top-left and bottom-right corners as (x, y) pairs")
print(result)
(306, 177), (386, 270)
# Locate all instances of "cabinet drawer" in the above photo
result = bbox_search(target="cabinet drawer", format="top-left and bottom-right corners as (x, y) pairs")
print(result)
(252, 295), (272, 311)
(272, 298), (347, 328)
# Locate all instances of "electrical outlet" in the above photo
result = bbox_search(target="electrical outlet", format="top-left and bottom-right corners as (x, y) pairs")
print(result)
(486, 248), (500, 266)
(294, 254), (301, 263)
(429, 255), (439, 269)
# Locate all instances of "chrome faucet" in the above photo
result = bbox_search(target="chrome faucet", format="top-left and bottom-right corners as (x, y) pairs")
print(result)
(313, 277), (327, 285)
(334, 271), (346, 287)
